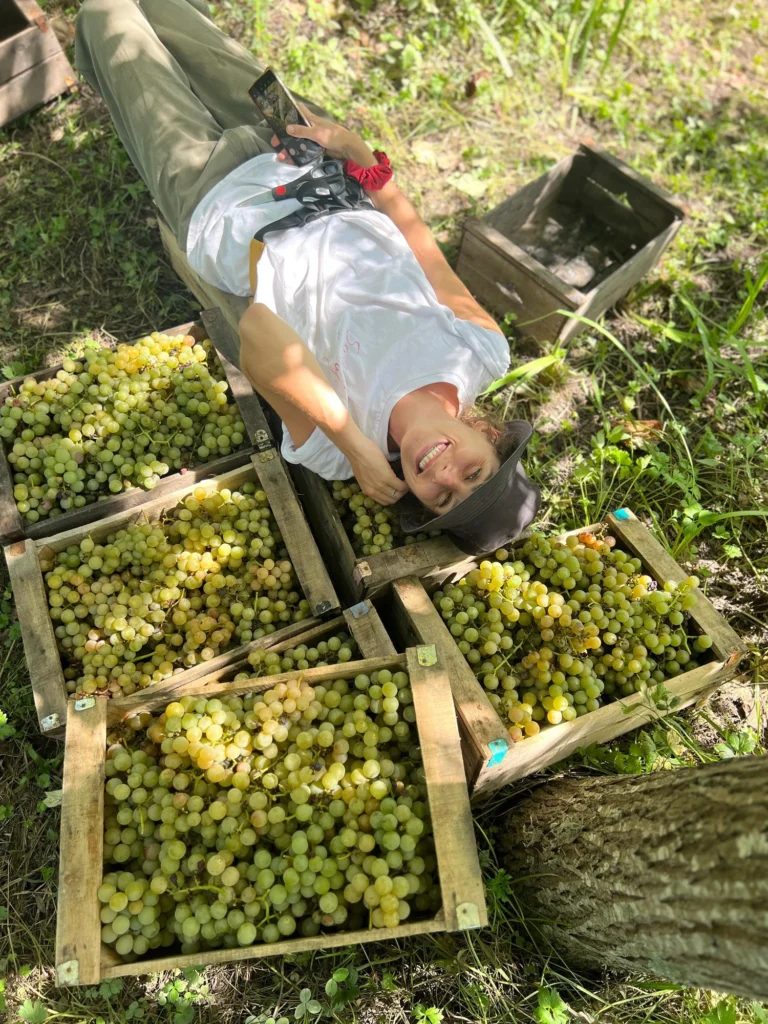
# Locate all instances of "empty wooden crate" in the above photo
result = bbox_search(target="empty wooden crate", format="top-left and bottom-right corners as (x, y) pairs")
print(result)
(0, 0), (76, 127)
(457, 140), (684, 342)
(388, 509), (747, 801)
(56, 647), (486, 984)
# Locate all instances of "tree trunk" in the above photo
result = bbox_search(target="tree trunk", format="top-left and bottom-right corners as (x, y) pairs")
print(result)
(501, 755), (768, 1000)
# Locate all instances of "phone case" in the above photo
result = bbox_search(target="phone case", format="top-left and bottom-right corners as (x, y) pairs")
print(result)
(273, 130), (324, 167)
(249, 71), (324, 167)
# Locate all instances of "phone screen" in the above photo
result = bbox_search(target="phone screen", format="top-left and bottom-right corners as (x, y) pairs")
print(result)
(250, 71), (306, 132)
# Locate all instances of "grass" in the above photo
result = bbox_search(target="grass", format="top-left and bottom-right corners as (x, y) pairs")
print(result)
(1, 0), (767, 1021)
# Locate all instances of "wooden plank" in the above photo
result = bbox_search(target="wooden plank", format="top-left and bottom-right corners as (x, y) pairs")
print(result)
(472, 659), (734, 800)
(356, 537), (476, 598)
(255, 453), (339, 616)
(107, 654), (408, 725)
(391, 578), (509, 786)
(465, 219), (586, 304)
(579, 179), (655, 244)
(157, 217), (249, 340)
(607, 509), (748, 665)
(343, 601), (397, 658)
(201, 307), (274, 449)
(289, 464), (362, 606)
(5, 538), (67, 733)
(457, 227), (573, 342)
(0, 48), (75, 127)
(579, 139), (685, 221)
(408, 645), (487, 929)
(0, 22), (59, 80)
(55, 697), (107, 986)
(485, 153), (576, 236)
(558, 219), (682, 345)
(102, 915), (446, 979)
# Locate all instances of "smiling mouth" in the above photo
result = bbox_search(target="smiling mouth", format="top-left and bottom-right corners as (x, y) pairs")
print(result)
(417, 441), (450, 474)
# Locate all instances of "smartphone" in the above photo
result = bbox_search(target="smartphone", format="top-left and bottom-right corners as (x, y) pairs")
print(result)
(248, 69), (324, 167)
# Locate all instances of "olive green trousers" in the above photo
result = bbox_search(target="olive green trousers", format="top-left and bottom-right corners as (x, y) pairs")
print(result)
(74, 0), (321, 247)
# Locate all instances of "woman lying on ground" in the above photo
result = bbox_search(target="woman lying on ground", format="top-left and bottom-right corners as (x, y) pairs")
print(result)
(75, 0), (539, 553)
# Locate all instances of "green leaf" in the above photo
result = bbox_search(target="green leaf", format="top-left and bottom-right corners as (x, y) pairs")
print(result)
(535, 987), (570, 1024)
(481, 351), (566, 397)
(325, 980), (338, 997)
(18, 1000), (48, 1024)
(700, 1001), (737, 1024)
(382, 972), (397, 991)
(333, 968), (349, 982)
(0, 907), (8, 921)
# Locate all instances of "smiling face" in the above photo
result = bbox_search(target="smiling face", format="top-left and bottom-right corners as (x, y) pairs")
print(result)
(400, 419), (501, 515)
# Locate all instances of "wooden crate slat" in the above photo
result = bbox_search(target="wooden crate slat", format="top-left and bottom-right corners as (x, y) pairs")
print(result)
(0, 47), (75, 127)
(485, 153), (576, 237)
(291, 464), (362, 606)
(157, 217), (249, 339)
(0, 22), (60, 80)
(607, 509), (748, 664)
(355, 537), (475, 594)
(0, 318), (255, 543)
(343, 601), (397, 658)
(57, 651), (481, 983)
(407, 646), (487, 931)
(391, 577), (509, 787)
(56, 697), (108, 986)
(5, 538), (67, 733)
(107, 654), (407, 725)
(101, 916), (446, 978)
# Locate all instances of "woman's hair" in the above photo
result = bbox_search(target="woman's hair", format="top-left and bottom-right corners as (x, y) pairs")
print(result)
(460, 410), (505, 451)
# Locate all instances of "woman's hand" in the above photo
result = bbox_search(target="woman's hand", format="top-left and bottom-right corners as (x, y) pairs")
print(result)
(271, 104), (377, 167)
(346, 436), (409, 506)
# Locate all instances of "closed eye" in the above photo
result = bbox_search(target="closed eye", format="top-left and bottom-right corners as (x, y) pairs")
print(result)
(466, 468), (482, 482)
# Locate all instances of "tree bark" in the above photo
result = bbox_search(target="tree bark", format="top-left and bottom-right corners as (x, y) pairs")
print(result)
(501, 755), (768, 1000)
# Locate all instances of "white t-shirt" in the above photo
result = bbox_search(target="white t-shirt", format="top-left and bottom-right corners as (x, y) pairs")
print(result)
(186, 154), (510, 480)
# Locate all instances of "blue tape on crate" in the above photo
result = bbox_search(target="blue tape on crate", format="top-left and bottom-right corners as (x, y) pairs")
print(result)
(486, 738), (509, 767)
(613, 507), (632, 520)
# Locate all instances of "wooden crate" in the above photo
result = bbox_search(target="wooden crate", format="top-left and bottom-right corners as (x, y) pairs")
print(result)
(388, 508), (748, 801)
(6, 458), (339, 736)
(291, 464), (481, 607)
(0, 0), (76, 127)
(0, 311), (264, 544)
(55, 647), (487, 985)
(456, 140), (685, 343)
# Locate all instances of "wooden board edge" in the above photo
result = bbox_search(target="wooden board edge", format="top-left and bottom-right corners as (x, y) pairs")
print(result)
(107, 654), (408, 724)
(253, 453), (339, 616)
(4, 537), (68, 732)
(343, 601), (397, 658)
(407, 646), (488, 931)
(56, 697), (107, 986)
(101, 915), (445, 979)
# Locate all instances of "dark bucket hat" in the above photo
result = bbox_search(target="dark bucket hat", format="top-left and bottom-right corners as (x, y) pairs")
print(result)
(397, 420), (540, 555)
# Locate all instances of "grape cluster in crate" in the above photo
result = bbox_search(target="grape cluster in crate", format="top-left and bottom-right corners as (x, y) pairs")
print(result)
(1, 331), (246, 525)
(98, 662), (437, 961)
(330, 479), (439, 557)
(43, 482), (310, 698)
(433, 528), (714, 742)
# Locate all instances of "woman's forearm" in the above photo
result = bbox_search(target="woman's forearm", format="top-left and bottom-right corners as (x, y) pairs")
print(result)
(239, 302), (366, 458)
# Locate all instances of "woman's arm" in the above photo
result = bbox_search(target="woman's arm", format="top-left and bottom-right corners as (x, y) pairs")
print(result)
(281, 111), (502, 335)
(239, 303), (408, 505)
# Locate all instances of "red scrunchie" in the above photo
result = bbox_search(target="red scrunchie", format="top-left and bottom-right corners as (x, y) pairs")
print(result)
(343, 150), (393, 191)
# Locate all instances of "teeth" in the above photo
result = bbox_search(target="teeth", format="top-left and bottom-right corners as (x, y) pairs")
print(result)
(418, 443), (447, 472)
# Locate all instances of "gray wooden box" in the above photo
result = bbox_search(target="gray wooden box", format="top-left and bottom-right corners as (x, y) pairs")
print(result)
(456, 140), (684, 342)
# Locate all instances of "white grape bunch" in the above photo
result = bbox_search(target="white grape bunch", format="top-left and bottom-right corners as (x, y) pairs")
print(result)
(98, 668), (439, 961)
(331, 480), (439, 556)
(0, 332), (246, 524)
(434, 530), (714, 742)
(41, 483), (309, 697)
(243, 631), (357, 678)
